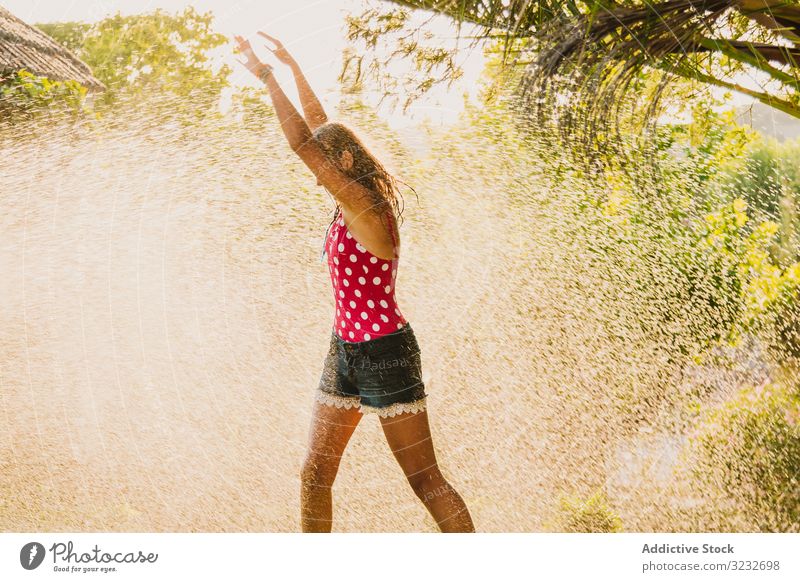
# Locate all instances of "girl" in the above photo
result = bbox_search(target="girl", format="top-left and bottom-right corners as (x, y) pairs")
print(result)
(234, 32), (474, 533)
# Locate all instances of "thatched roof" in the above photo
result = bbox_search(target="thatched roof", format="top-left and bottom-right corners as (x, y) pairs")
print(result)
(0, 6), (103, 90)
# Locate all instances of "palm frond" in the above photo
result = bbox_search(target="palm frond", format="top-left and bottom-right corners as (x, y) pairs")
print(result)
(387, 0), (800, 168)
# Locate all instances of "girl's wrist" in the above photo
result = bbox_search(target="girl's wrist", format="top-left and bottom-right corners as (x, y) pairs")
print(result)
(256, 63), (274, 83)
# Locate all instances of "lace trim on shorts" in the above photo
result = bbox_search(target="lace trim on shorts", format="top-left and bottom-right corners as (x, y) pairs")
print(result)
(315, 390), (361, 410)
(315, 392), (428, 418)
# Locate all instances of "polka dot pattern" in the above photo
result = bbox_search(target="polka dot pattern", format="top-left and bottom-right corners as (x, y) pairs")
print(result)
(325, 209), (407, 342)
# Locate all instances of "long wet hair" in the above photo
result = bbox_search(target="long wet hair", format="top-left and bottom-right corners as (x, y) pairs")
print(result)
(313, 122), (412, 235)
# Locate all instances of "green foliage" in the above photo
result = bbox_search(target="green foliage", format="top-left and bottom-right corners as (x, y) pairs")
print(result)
(669, 102), (755, 187)
(0, 69), (87, 118)
(430, 68), (795, 436)
(467, 35), (800, 530)
(607, 90), (800, 359)
(726, 138), (800, 263)
(3, 10), (234, 123)
(551, 491), (624, 533)
(39, 8), (231, 110)
(35, 21), (91, 53)
(379, 0), (800, 119)
(227, 87), (275, 131)
(733, 143), (783, 219)
(341, 3), (464, 111)
(666, 205), (748, 354)
(686, 380), (800, 531)
(749, 264), (800, 362)
(767, 282), (800, 362)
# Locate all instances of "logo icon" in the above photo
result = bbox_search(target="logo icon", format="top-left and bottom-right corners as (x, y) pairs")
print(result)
(20, 542), (46, 570)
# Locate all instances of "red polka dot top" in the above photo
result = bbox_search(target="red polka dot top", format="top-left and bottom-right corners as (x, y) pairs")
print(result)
(323, 207), (408, 342)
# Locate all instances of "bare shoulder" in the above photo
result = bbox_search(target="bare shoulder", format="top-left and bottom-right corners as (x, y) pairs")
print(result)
(340, 202), (399, 261)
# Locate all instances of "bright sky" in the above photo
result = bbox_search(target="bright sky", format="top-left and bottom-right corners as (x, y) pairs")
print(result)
(4, 0), (487, 128)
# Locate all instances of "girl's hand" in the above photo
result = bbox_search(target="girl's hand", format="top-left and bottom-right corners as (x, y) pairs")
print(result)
(233, 35), (269, 77)
(258, 32), (294, 66)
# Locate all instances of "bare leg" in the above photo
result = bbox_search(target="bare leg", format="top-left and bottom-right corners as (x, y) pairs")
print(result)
(301, 400), (363, 532)
(379, 409), (474, 532)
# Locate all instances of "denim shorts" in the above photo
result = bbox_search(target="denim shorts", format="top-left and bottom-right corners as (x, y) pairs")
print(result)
(316, 322), (428, 417)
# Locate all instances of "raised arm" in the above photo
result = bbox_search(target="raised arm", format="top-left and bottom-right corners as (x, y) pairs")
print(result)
(258, 32), (328, 131)
(234, 35), (376, 217)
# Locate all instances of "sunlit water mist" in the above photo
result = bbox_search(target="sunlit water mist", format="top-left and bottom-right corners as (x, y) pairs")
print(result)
(0, 96), (783, 532)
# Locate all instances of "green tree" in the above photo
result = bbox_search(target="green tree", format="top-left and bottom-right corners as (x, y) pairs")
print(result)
(345, 1), (800, 164)
(377, 1), (800, 117)
(726, 138), (800, 262)
(38, 8), (231, 109)
(686, 379), (800, 531)
(0, 70), (87, 120)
